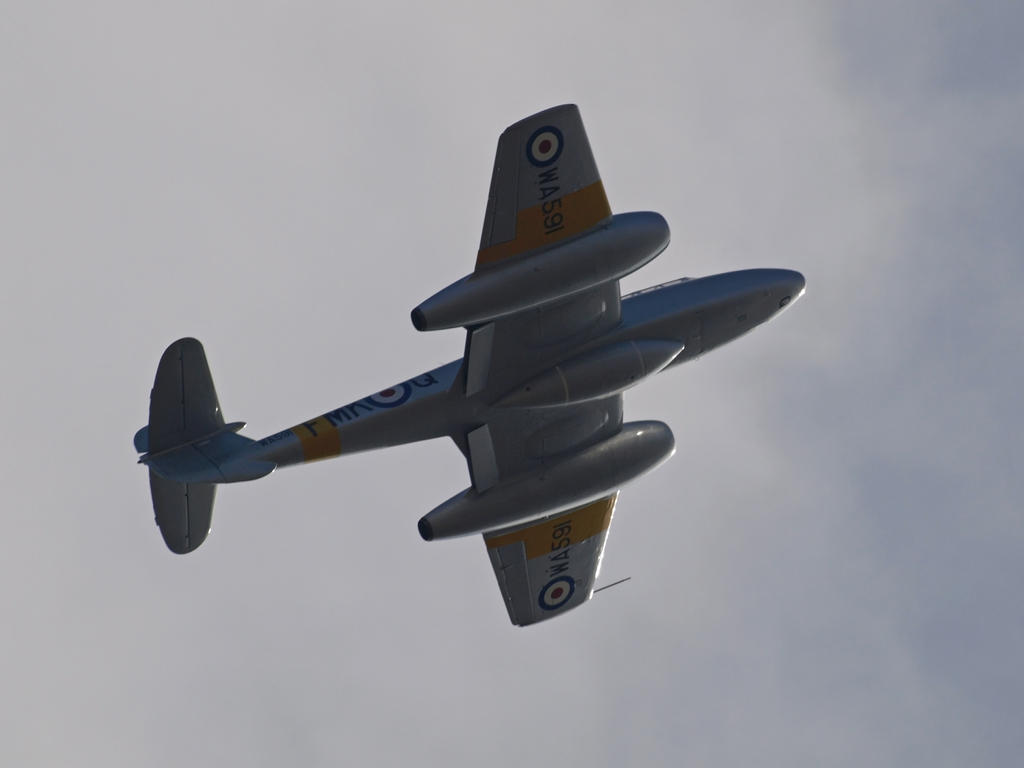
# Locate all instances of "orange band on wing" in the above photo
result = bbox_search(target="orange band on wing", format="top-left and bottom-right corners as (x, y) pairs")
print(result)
(290, 417), (342, 462)
(484, 493), (617, 560)
(475, 180), (611, 268)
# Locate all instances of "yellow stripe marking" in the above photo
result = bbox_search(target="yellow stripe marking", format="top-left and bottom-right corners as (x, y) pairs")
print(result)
(484, 493), (617, 560)
(475, 180), (612, 268)
(290, 417), (342, 462)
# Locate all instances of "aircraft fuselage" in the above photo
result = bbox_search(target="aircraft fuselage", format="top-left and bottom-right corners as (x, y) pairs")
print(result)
(136, 103), (807, 622)
(241, 268), (804, 474)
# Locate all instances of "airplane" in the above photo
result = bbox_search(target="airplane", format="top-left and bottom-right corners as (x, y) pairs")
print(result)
(134, 104), (805, 626)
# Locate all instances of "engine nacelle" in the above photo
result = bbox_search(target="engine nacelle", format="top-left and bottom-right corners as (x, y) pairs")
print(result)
(417, 420), (675, 541)
(411, 211), (670, 332)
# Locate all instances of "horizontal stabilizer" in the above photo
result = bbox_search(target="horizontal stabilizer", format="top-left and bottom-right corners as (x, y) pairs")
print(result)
(139, 337), (269, 553)
(149, 337), (225, 453)
(149, 470), (215, 554)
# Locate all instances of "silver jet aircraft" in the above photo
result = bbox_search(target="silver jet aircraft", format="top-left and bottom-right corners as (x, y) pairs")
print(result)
(135, 104), (805, 626)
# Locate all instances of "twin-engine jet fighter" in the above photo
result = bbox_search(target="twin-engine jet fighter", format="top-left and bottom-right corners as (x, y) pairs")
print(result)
(135, 105), (805, 626)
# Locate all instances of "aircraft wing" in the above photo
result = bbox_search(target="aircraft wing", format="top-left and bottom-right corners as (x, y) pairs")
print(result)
(484, 493), (618, 626)
(464, 106), (627, 624)
(462, 104), (624, 486)
(475, 103), (611, 269)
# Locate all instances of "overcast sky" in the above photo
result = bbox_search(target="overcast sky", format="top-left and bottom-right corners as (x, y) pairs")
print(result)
(2, 2), (1022, 766)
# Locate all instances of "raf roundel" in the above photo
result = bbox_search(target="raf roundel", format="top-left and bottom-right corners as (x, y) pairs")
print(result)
(526, 125), (564, 167)
(538, 576), (576, 611)
(364, 382), (413, 409)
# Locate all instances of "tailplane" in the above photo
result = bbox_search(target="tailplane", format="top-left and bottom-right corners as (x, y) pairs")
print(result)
(135, 338), (274, 554)
(147, 471), (216, 554)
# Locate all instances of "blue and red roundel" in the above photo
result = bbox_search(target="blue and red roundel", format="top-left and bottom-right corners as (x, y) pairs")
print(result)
(364, 383), (412, 408)
(526, 125), (564, 167)
(538, 576), (575, 611)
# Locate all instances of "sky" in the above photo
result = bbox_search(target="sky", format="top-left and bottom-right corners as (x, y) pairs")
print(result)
(2, 1), (1022, 765)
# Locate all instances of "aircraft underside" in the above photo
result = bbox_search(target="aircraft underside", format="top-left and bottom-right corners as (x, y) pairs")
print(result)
(135, 104), (804, 626)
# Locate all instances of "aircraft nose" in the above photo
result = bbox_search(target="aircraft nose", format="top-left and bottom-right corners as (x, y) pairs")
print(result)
(775, 269), (805, 309)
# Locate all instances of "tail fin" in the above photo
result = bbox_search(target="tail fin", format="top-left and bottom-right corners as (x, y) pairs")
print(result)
(136, 338), (273, 554)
